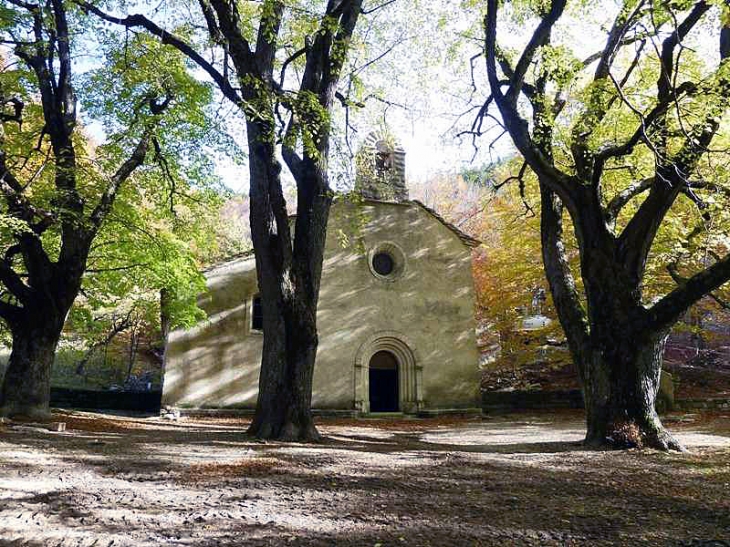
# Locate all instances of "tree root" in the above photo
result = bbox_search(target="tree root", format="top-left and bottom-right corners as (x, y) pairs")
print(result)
(247, 418), (321, 443)
(0, 403), (52, 421)
(584, 420), (686, 452)
(641, 427), (686, 452)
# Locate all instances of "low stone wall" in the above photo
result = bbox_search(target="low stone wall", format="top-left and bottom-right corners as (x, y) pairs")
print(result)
(172, 408), (361, 419)
(51, 388), (162, 413)
(171, 407), (484, 419)
(482, 389), (730, 414)
(673, 398), (730, 411)
(482, 389), (584, 414)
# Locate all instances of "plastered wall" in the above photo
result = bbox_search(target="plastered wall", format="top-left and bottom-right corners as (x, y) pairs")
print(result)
(162, 200), (480, 411)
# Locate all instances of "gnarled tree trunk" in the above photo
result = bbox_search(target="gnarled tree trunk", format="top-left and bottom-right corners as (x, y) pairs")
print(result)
(0, 310), (64, 418)
(0, 0), (162, 419)
(245, 122), (332, 442)
(485, 0), (730, 451)
(540, 183), (683, 450)
(581, 331), (681, 450)
(83, 0), (363, 443)
(247, 296), (322, 441)
(242, 0), (359, 442)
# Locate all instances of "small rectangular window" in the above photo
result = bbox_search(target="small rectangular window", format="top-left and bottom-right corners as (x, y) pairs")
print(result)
(251, 295), (263, 331)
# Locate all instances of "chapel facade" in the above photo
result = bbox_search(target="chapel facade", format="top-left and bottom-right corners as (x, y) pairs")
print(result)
(162, 130), (481, 415)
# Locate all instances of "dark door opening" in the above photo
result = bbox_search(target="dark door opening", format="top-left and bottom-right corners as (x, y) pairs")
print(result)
(369, 350), (399, 412)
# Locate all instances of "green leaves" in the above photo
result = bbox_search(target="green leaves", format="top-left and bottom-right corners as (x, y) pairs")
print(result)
(537, 44), (580, 88)
(285, 89), (330, 159)
(0, 214), (32, 238)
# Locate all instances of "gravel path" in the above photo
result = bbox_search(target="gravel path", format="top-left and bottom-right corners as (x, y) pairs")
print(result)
(0, 411), (728, 546)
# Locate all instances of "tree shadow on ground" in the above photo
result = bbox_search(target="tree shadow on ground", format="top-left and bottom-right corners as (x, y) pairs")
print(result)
(0, 413), (728, 546)
(321, 431), (588, 455)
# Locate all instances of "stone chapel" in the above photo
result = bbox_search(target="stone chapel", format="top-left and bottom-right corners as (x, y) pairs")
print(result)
(162, 130), (481, 415)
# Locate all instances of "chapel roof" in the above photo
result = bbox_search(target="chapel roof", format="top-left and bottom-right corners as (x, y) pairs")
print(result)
(409, 200), (481, 248)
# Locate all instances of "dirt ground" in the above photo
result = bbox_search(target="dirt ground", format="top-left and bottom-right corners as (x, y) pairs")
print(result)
(0, 410), (729, 547)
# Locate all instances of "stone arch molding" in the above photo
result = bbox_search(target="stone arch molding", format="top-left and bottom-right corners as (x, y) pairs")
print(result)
(354, 330), (423, 414)
(361, 129), (406, 176)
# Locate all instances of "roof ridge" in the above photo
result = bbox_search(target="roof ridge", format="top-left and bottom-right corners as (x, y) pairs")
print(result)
(203, 248), (255, 272)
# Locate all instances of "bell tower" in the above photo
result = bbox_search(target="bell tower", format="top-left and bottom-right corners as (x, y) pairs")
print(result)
(355, 129), (408, 202)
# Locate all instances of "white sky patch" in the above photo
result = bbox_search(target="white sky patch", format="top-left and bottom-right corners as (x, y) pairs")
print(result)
(216, 157), (248, 193)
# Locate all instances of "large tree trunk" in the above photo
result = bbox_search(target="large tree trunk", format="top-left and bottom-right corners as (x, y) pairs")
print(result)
(582, 331), (683, 451)
(245, 122), (329, 442)
(247, 298), (321, 441)
(539, 183), (683, 451)
(238, 0), (357, 441)
(485, 0), (730, 452)
(0, 246), (83, 419)
(0, 313), (63, 419)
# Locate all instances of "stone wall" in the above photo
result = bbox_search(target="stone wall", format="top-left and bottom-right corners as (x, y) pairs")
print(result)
(50, 388), (162, 412)
(482, 389), (585, 414)
(481, 384), (727, 414)
(674, 398), (730, 411)
(163, 254), (261, 408)
(319, 200), (480, 411)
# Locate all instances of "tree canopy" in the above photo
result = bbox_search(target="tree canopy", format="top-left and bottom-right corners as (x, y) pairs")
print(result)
(0, 0), (232, 416)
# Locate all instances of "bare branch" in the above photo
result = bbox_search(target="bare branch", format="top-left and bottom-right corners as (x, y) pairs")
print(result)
(605, 177), (653, 222)
(361, 0), (395, 15)
(667, 262), (730, 311)
(0, 299), (22, 323)
(197, 0), (223, 44)
(505, 0), (566, 105)
(580, 30), (655, 67)
(618, 2), (726, 279)
(648, 253), (730, 331)
(657, 1), (709, 102)
(484, 0), (579, 211)
(0, 258), (32, 303)
(540, 184), (590, 372)
(0, 97), (23, 125)
(279, 46), (307, 88)
(254, 0), (285, 79)
(88, 131), (152, 231)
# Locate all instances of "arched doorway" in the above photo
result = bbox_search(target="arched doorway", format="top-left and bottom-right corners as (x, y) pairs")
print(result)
(354, 331), (422, 415)
(368, 350), (399, 412)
